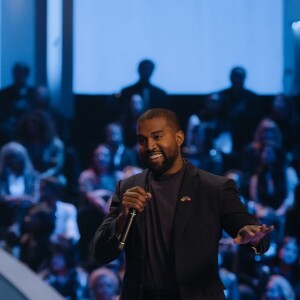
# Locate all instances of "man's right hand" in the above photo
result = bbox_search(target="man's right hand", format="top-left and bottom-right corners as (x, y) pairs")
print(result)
(116, 186), (151, 235)
(121, 186), (152, 216)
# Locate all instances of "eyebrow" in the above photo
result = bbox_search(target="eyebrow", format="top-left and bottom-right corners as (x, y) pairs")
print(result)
(137, 129), (164, 137)
(150, 130), (163, 135)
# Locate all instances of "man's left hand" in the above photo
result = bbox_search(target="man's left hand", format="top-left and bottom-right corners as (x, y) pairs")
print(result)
(233, 224), (274, 246)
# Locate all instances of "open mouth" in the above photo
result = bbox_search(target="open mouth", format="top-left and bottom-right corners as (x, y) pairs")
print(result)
(148, 153), (163, 161)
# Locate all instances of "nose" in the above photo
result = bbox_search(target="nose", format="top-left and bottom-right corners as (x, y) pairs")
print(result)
(146, 138), (157, 150)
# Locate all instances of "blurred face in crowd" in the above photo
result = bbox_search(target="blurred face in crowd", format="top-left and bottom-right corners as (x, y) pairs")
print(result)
(92, 274), (117, 300)
(203, 93), (222, 118)
(105, 124), (123, 148)
(265, 284), (284, 300)
(279, 239), (299, 265)
(137, 117), (184, 176)
(93, 145), (111, 172)
(260, 145), (277, 166)
(6, 152), (24, 174)
(272, 95), (288, 118)
(130, 94), (145, 116)
(261, 128), (277, 145)
(50, 251), (66, 272)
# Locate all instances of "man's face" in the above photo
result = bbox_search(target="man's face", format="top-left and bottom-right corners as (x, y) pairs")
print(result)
(136, 117), (184, 176)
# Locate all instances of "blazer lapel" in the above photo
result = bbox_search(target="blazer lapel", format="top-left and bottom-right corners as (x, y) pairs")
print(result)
(174, 163), (200, 247)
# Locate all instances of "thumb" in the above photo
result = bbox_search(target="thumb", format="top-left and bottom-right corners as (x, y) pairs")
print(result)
(233, 235), (244, 245)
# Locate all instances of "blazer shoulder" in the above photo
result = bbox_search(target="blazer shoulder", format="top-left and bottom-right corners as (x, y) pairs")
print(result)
(196, 167), (234, 189)
(119, 169), (149, 191)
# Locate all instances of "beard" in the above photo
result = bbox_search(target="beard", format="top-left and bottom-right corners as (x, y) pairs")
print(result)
(140, 147), (179, 176)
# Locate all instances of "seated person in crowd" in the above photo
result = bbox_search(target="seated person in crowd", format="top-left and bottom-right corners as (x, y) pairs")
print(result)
(0, 141), (40, 250)
(263, 274), (295, 300)
(103, 123), (137, 172)
(16, 109), (65, 181)
(184, 93), (234, 171)
(77, 144), (117, 265)
(119, 93), (147, 148)
(39, 242), (87, 300)
(241, 118), (285, 196)
(249, 143), (298, 243)
(270, 236), (300, 298)
(267, 93), (300, 153)
(182, 121), (226, 175)
(19, 204), (55, 272)
(89, 267), (120, 300)
(39, 176), (80, 246)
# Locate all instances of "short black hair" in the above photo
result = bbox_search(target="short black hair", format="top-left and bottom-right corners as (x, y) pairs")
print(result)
(137, 108), (181, 132)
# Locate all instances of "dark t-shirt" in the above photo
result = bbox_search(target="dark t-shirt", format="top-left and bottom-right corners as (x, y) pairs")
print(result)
(144, 163), (186, 292)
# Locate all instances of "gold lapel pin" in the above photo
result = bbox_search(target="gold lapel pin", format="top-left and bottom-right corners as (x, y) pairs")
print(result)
(180, 196), (191, 202)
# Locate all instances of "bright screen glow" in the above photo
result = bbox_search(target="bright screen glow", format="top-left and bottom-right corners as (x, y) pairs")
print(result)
(73, 0), (283, 94)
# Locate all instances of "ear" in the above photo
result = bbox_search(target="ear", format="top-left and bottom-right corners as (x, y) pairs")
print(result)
(176, 130), (184, 147)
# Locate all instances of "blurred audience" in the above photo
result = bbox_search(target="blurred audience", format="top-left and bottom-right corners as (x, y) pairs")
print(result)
(0, 62), (35, 146)
(119, 93), (146, 148)
(1, 61), (300, 300)
(249, 143), (298, 243)
(33, 85), (71, 144)
(0, 141), (40, 253)
(19, 203), (55, 271)
(184, 93), (234, 171)
(16, 109), (65, 181)
(182, 121), (225, 175)
(120, 59), (169, 112)
(262, 274), (295, 300)
(270, 236), (300, 298)
(39, 176), (80, 247)
(218, 241), (239, 300)
(39, 243), (87, 300)
(103, 123), (137, 172)
(285, 184), (300, 240)
(77, 144), (116, 266)
(89, 267), (120, 300)
(267, 93), (300, 153)
(241, 118), (284, 196)
(218, 66), (260, 153)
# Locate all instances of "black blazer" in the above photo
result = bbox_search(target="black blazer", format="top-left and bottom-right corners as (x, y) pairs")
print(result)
(92, 161), (269, 300)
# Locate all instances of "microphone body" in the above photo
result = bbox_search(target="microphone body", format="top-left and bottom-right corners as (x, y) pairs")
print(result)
(118, 208), (137, 250)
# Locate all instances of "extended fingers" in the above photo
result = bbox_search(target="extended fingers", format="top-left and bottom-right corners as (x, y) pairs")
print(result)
(257, 224), (274, 234)
(234, 224), (274, 245)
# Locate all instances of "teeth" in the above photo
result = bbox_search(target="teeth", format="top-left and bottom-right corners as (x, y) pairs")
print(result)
(149, 153), (162, 160)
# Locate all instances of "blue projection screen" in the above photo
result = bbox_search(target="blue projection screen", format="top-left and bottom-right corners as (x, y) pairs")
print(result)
(73, 0), (283, 95)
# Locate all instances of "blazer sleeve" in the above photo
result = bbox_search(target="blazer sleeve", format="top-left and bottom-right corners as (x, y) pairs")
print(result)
(92, 179), (123, 264)
(220, 178), (270, 254)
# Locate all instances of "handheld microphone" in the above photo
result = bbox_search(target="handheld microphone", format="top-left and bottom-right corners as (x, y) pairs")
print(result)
(118, 208), (138, 250)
